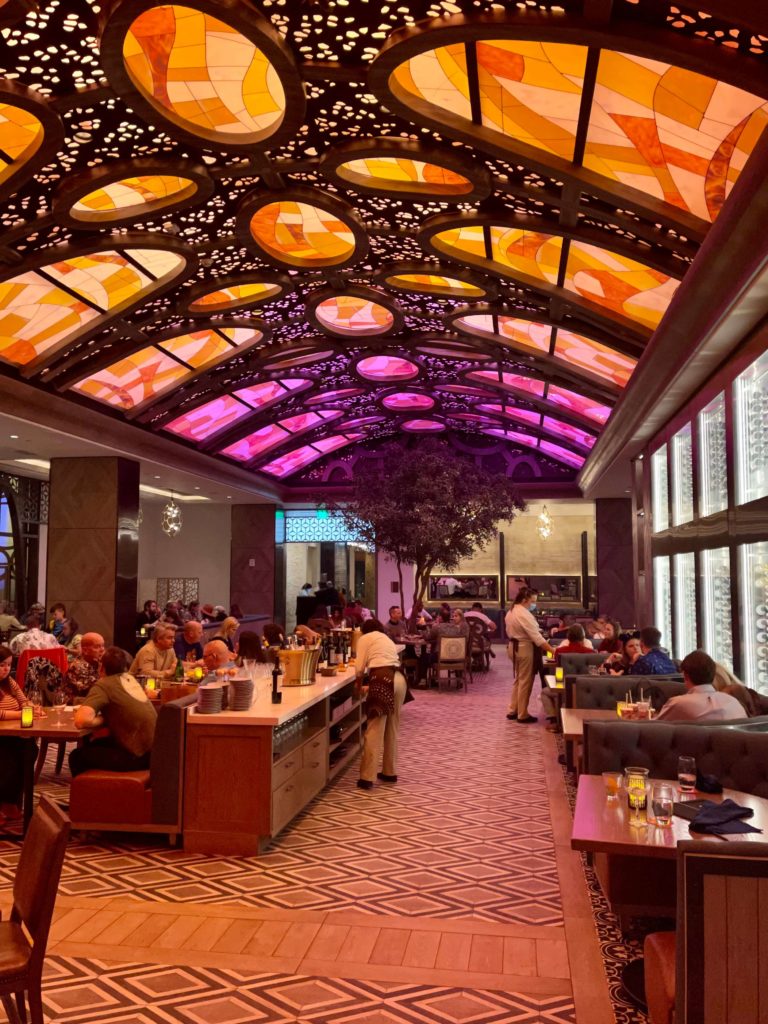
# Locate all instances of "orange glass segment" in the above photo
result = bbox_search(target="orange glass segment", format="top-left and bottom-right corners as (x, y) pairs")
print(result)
(72, 175), (196, 215)
(249, 201), (356, 266)
(585, 51), (768, 222)
(158, 325), (260, 368)
(123, 4), (285, 140)
(432, 225), (562, 284)
(553, 327), (635, 386)
(72, 346), (188, 410)
(189, 281), (281, 312)
(385, 273), (484, 297)
(337, 156), (472, 194)
(315, 295), (394, 335)
(0, 102), (44, 186)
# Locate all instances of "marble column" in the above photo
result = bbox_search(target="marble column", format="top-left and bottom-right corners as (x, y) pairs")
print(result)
(230, 504), (276, 618)
(46, 457), (139, 649)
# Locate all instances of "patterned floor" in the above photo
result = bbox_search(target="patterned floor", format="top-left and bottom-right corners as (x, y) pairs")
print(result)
(39, 957), (578, 1024)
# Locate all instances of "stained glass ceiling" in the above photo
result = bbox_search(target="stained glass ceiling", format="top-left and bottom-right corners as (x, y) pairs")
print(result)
(0, 0), (766, 489)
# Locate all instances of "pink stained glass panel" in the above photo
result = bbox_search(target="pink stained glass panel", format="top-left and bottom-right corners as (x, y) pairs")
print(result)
(221, 423), (289, 461)
(477, 403), (541, 426)
(260, 433), (363, 476)
(306, 388), (363, 405)
(483, 427), (540, 447)
(382, 392), (435, 411)
(540, 440), (585, 468)
(357, 355), (419, 381)
(164, 395), (252, 442)
(467, 370), (546, 398)
(401, 418), (445, 432)
(234, 378), (307, 409)
(547, 385), (611, 423)
(279, 410), (340, 433)
(542, 416), (596, 449)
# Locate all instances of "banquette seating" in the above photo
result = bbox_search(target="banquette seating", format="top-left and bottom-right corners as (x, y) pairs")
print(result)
(557, 651), (607, 677)
(68, 694), (196, 842)
(566, 674), (685, 710)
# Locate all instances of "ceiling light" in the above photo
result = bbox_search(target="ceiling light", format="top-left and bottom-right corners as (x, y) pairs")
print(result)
(161, 494), (182, 538)
(139, 484), (209, 502)
(537, 505), (553, 541)
(15, 458), (50, 470)
(9, 434), (18, 439)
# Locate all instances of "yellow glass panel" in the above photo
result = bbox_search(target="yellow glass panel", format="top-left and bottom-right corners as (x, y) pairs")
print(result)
(390, 42), (472, 121)
(159, 325), (261, 367)
(0, 102), (44, 185)
(189, 281), (281, 311)
(72, 175), (195, 214)
(565, 240), (679, 329)
(123, 4), (285, 139)
(585, 51), (768, 221)
(432, 224), (562, 284)
(385, 273), (484, 297)
(0, 272), (100, 367)
(249, 201), (355, 266)
(554, 327), (635, 386)
(315, 295), (393, 335)
(337, 156), (472, 194)
(72, 346), (188, 410)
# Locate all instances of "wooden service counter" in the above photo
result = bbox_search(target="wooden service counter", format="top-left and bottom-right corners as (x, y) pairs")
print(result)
(182, 667), (360, 855)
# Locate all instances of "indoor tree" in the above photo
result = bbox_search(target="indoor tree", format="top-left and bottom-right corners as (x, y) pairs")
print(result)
(326, 441), (526, 619)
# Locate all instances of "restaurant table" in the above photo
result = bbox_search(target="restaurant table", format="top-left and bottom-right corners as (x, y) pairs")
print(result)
(559, 708), (617, 772)
(0, 709), (88, 835)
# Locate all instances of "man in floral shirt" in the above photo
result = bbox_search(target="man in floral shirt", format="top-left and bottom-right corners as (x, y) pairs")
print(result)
(64, 632), (105, 702)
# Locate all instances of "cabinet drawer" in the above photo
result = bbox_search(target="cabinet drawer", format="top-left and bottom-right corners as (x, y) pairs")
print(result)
(300, 755), (327, 802)
(303, 733), (327, 768)
(272, 751), (302, 791)
(272, 774), (305, 835)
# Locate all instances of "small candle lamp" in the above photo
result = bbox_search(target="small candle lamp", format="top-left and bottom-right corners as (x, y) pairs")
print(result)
(21, 706), (34, 728)
(140, 626), (147, 636)
(146, 677), (156, 692)
(193, 666), (203, 680)
(555, 666), (564, 685)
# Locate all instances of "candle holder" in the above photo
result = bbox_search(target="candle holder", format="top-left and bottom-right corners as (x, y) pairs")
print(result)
(555, 666), (564, 685)
(21, 706), (34, 728)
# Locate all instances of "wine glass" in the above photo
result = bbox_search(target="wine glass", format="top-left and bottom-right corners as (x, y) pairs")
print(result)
(52, 688), (67, 725)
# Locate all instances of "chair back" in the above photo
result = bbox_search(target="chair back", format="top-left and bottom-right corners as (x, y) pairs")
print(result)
(676, 839), (768, 1023)
(17, 646), (68, 694)
(438, 636), (467, 663)
(558, 651), (607, 677)
(12, 796), (70, 969)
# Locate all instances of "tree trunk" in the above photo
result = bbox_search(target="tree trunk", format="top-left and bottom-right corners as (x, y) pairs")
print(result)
(396, 559), (404, 619)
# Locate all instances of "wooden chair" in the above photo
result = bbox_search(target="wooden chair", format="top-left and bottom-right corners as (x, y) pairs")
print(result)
(0, 796), (71, 1024)
(644, 838), (768, 1024)
(430, 636), (469, 691)
(468, 620), (490, 672)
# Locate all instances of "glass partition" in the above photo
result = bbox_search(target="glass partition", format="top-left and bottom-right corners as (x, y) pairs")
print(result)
(739, 541), (768, 692)
(671, 422), (694, 526)
(700, 547), (733, 670)
(734, 349), (768, 505)
(651, 445), (669, 533)
(698, 392), (727, 517)
(673, 552), (697, 659)
(653, 555), (672, 655)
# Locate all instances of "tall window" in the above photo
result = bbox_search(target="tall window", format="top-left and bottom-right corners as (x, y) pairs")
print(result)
(651, 446), (669, 533)
(0, 490), (17, 610)
(734, 349), (768, 505)
(698, 392), (727, 517)
(700, 547), (733, 670)
(653, 555), (672, 653)
(671, 423), (694, 526)
(739, 541), (768, 692)
(673, 552), (697, 659)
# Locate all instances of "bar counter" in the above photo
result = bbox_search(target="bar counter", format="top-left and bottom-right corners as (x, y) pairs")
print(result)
(182, 667), (360, 855)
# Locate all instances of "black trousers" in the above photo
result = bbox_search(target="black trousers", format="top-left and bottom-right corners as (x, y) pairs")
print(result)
(69, 737), (150, 777)
(0, 737), (37, 804)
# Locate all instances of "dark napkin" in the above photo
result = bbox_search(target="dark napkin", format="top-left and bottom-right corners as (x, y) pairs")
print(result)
(690, 798), (762, 835)
(696, 771), (723, 794)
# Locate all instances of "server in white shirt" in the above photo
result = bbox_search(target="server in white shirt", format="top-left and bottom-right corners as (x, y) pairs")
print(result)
(655, 650), (745, 722)
(504, 588), (554, 723)
(355, 620), (408, 789)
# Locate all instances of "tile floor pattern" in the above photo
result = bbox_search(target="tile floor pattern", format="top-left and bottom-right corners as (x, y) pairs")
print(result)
(1, 670), (562, 926)
(39, 957), (578, 1024)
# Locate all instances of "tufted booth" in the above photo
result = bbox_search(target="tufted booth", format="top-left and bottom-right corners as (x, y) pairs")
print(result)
(569, 674), (685, 710)
(69, 693), (196, 842)
(583, 719), (768, 798)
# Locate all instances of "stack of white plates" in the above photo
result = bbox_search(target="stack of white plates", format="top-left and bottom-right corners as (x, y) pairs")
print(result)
(230, 677), (254, 710)
(196, 683), (224, 715)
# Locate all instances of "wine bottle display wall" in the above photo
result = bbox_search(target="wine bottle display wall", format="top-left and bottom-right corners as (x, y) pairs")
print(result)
(699, 393), (728, 516)
(672, 424), (694, 526)
(701, 547), (734, 670)
(740, 542), (768, 691)
(674, 552), (697, 659)
(735, 349), (768, 505)
(651, 445), (669, 533)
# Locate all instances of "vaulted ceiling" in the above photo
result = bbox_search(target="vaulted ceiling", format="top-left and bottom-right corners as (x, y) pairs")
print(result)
(0, 0), (766, 491)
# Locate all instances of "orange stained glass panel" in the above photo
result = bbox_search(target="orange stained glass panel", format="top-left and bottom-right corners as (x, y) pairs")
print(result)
(72, 175), (195, 214)
(432, 224), (562, 284)
(585, 52), (768, 222)
(547, 384), (611, 423)
(385, 272), (484, 297)
(71, 346), (188, 410)
(564, 240), (679, 329)
(457, 314), (552, 354)
(0, 102), (44, 185)
(0, 272), (100, 367)
(315, 295), (393, 335)
(249, 201), (356, 266)
(158, 326), (260, 367)
(164, 395), (252, 441)
(189, 281), (281, 312)
(553, 327), (635, 386)
(123, 5), (285, 139)
(337, 156), (472, 194)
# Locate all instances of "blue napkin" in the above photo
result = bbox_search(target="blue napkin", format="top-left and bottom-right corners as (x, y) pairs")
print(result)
(690, 798), (762, 835)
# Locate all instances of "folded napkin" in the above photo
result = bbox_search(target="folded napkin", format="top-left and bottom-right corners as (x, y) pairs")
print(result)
(690, 798), (762, 835)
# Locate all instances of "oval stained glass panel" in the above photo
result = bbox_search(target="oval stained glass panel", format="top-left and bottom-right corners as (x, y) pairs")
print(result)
(382, 392), (434, 411)
(315, 295), (394, 336)
(336, 156), (472, 195)
(249, 201), (356, 267)
(71, 175), (196, 218)
(385, 272), (485, 298)
(357, 355), (419, 382)
(0, 102), (44, 190)
(189, 281), (282, 313)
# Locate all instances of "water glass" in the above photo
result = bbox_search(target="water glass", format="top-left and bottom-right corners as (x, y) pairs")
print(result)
(652, 783), (674, 827)
(602, 771), (623, 798)
(678, 755), (697, 793)
(52, 689), (67, 725)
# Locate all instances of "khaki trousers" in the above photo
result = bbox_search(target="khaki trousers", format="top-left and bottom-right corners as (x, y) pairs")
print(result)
(360, 671), (407, 782)
(508, 640), (536, 717)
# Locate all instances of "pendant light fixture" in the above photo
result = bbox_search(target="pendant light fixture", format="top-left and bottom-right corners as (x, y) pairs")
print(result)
(537, 505), (553, 541)
(161, 492), (182, 537)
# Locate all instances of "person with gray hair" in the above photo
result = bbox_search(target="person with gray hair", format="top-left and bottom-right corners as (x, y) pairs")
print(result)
(129, 622), (178, 679)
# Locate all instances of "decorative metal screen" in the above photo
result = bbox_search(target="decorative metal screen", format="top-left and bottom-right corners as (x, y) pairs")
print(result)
(156, 578), (199, 606)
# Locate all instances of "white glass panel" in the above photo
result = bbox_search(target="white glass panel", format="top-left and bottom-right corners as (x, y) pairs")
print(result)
(700, 547), (733, 670)
(672, 423), (694, 526)
(651, 445), (669, 533)
(673, 552), (697, 659)
(739, 541), (768, 693)
(734, 349), (768, 505)
(653, 555), (672, 655)
(698, 392), (728, 517)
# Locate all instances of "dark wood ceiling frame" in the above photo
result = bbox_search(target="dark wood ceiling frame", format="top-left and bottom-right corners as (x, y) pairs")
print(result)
(0, 80), (64, 204)
(183, 271), (293, 316)
(1, 233), (196, 379)
(305, 285), (404, 340)
(99, 0), (306, 152)
(369, 10), (768, 242)
(318, 136), (492, 202)
(52, 157), (215, 229)
(237, 186), (370, 271)
(579, 123), (768, 497)
(0, 0), (37, 29)
(372, 261), (498, 301)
